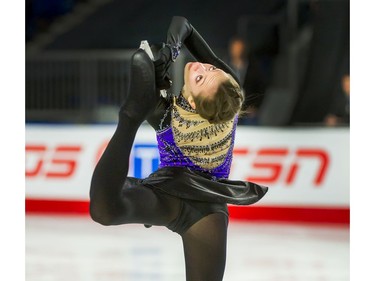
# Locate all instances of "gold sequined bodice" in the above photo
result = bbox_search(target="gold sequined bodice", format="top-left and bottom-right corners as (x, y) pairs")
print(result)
(171, 95), (235, 170)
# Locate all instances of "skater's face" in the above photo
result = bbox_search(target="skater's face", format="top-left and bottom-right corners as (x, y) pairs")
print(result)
(183, 62), (229, 109)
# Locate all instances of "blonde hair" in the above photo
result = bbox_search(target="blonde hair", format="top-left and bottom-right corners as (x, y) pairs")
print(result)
(193, 75), (244, 124)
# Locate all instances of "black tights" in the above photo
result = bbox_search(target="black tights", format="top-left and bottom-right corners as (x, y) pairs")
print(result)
(89, 48), (228, 280)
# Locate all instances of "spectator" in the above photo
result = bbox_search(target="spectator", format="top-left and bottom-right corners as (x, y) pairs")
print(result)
(324, 74), (350, 126)
(225, 37), (268, 125)
(225, 37), (249, 86)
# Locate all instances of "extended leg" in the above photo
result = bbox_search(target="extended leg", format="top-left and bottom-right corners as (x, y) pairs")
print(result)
(181, 213), (229, 281)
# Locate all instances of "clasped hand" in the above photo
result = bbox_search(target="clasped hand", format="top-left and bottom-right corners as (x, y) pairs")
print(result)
(153, 43), (173, 90)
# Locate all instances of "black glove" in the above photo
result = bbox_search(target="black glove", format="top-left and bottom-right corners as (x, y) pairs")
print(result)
(164, 16), (241, 85)
(166, 16), (193, 61)
(153, 43), (173, 90)
(152, 17), (193, 90)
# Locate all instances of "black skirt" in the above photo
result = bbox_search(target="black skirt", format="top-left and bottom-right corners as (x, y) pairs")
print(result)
(141, 166), (268, 205)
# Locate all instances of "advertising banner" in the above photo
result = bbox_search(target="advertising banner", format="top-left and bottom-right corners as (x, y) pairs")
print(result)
(26, 124), (349, 223)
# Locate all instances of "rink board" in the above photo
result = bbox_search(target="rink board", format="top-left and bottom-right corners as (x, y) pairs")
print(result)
(25, 124), (349, 224)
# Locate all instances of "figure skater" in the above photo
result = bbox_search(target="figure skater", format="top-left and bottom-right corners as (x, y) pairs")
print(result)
(89, 16), (268, 281)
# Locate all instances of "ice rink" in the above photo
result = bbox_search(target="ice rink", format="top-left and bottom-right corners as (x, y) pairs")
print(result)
(26, 215), (349, 281)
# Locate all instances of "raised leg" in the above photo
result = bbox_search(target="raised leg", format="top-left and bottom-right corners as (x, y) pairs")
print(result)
(89, 48), (178, 226)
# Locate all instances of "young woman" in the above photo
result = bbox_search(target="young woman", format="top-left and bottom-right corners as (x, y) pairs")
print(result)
(89, 16), (268, 281)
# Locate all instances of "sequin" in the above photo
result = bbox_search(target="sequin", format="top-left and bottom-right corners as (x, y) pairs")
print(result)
(156, 94), (238, 179)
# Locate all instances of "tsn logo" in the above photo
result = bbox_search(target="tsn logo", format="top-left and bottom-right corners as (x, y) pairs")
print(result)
(232, 147), (329, 186)
(26, 143), (330, 186)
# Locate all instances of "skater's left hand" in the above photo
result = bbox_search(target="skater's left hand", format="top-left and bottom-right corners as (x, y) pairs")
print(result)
(154, 44), (173, 90)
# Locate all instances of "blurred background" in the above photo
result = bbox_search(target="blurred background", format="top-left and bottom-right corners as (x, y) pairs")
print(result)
(25, 0), (349, 127)
(25, 0), (350, 280)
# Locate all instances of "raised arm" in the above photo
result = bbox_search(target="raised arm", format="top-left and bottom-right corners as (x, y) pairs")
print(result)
(166, 16), (241, 85)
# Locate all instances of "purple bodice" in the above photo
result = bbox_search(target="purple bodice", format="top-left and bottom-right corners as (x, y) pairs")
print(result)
(156, 116), (238, 180)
